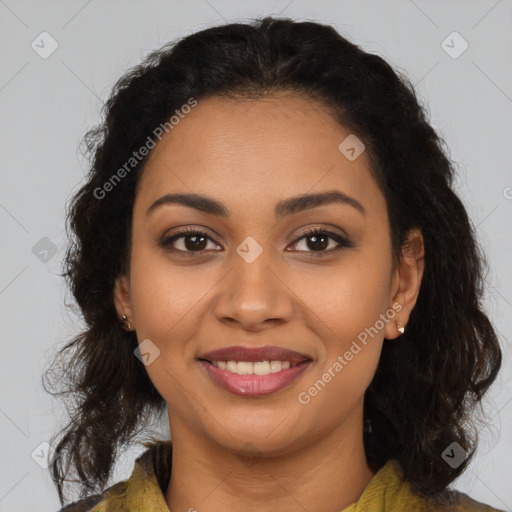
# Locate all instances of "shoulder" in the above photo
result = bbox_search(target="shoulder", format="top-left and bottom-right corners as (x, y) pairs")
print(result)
(57, 494), (102, 512)
(376, 459), (505, 512)
(54, 440), (172, 512)
(55, 479), (129, 512)
(428, 488), (506, 512)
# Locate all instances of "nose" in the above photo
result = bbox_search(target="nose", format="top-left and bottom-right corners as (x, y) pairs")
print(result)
(211, 247), (295, 332)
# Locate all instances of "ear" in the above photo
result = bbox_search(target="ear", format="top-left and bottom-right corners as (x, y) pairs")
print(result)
(113, 274), (134, 326)
(384, 228), (425, 340)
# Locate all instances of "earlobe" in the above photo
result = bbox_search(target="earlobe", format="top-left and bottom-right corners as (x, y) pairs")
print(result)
(384, 305), (407, 340)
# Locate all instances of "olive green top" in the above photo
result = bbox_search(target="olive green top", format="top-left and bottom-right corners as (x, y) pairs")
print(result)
(57, 440), (505, 512)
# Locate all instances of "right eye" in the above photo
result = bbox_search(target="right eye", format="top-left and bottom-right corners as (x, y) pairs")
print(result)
(158, 227), (222, 256)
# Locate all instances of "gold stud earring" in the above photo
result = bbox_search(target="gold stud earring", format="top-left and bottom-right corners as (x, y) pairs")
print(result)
(120, 314), (133, 331)
(397, 321), (405, 334)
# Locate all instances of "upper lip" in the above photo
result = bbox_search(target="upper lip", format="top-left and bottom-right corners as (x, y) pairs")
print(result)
(198, 346), (312, 364)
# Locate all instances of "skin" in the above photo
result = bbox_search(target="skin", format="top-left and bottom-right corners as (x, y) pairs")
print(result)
(114, 92), (425, 512)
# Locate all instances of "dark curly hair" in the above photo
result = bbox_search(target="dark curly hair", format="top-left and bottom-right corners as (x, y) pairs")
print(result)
(43, 15), (502, 507)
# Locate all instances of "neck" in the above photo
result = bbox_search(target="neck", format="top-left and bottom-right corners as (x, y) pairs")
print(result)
(165, 413), (375, 512)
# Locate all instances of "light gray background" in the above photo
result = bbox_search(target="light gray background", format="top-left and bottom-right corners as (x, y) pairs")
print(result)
(1, 1), (511, 511)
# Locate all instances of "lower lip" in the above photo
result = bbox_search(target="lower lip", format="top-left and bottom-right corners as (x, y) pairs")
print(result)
(199, 360), (312, 398)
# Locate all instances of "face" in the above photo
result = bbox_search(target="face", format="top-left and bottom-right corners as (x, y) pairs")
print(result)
(114, 93), (423, 458)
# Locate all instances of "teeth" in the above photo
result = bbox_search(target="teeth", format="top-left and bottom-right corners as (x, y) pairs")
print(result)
(238, 361), (253, 375)
(254, 361), (270, 375)
(210, 360), (297, 375)
(226, 361), (238, 373)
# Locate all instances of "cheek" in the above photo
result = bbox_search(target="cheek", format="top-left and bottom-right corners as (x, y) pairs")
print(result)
(296, 272), (388, 419)
(300, 247), (393, 340)
(128, 241), (209, 342)
(127, 246), (205, 408)
(295, 245), (392, 397)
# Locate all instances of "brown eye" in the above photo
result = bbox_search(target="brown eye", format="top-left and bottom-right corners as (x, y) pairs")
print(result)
(159, 228), (221, 255)
(289, 228), (353, 256)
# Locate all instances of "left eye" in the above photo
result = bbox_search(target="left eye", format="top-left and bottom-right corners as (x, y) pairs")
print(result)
(158, 227), (352, 257)
(290, 229), (351, 254)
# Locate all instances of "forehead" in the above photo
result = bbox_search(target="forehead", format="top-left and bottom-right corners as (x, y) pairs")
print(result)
(135, 93), (384, 220)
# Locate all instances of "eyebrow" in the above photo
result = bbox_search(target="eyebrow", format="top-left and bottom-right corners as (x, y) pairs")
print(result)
(146, 190), (366, 219)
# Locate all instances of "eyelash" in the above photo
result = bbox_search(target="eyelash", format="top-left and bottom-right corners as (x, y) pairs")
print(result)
(158, 226), (353, 258)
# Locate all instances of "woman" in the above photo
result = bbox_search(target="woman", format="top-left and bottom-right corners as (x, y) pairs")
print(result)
(45, 16), (504, 512)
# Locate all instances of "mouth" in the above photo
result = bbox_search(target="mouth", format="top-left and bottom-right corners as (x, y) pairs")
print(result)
(197, 345), (313, 397)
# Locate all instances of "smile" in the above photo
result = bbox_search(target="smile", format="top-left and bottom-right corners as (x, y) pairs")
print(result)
(199, 359), (312, 397)
(197, 345), (313, 397)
